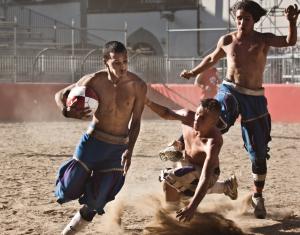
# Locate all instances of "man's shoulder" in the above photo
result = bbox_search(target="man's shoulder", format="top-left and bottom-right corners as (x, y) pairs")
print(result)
(78, 70), (106, 84)
(177, 109), (194, 117)
(180, 109), (195, 126)
(127, 71), (147, 90)
(127, 71), (145, 82)
(219, 32), (236, 46)
(223, 31), (236, 38)
(93, 70), (108, 79)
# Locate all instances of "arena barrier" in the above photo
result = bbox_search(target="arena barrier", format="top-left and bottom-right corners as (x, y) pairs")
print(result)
(149, 84), (300, 123)
(0, 83), (299, 122)
(0, 83), (66, 121)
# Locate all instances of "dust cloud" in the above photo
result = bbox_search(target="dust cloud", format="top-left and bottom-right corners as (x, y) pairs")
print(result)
(100, 191), (250, 235)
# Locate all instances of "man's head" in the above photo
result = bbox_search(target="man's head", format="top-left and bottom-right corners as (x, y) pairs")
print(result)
(232, 1), (267, 34)
(193, 98), (221, 131)
(232, 0), (267, 23)
(103, 41), (128, 78)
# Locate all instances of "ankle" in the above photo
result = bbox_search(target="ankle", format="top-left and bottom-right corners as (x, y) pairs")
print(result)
(253, 192), (263, 198)
(80, 205), (96, 222)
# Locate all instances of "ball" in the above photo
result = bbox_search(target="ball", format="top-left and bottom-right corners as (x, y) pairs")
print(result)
(66, 86), (99, 113)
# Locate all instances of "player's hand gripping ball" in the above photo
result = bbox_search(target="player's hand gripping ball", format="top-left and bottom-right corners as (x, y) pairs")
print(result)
(66, 86), (99, 114)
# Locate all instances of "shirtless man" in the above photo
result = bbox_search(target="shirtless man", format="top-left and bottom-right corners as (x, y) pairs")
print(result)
(54, 41), (147, 234)
(176, 1), (299, 219)
(146, 98), (238, 222)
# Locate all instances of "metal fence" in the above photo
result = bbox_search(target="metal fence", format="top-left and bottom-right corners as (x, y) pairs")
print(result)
(1, 52), (300, 84)
(0, 5), (107, 49)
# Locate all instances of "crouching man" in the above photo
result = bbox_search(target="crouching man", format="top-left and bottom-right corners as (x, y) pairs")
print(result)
(146, 98), (238, 222)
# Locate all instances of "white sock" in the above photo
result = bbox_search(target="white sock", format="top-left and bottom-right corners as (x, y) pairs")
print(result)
(62, 211), (89, 235)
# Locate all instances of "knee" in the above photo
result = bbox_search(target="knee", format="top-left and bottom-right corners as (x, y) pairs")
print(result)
(251, 158), (267, 175)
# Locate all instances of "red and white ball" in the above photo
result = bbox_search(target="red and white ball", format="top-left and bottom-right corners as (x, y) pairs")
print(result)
(66, 86), (99, 114)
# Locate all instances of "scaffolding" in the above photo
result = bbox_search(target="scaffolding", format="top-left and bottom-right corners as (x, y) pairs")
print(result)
(167, 0), (300, 56)
(164, 0), (300, 83)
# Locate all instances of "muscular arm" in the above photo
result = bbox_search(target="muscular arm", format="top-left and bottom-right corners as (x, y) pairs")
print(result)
(145, 98), (192, 124)
(265, 5), (299, 47)
(122, 81), (147, 175)
(127, 82), (147, 153)
(54, 83), (76, 113)
(176, 138), (222, 222)
(181, 36), (226, 79)
(264, 26), (297, 47)
(286, 19), (298, 46)
(190, 139), (221, 208)
(54, 73), (94, 118)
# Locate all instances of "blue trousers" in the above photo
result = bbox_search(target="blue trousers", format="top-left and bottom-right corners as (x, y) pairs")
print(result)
(55, 134), (127, 214)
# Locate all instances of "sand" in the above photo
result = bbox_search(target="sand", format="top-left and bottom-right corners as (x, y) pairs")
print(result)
(0, 119), (299, 235)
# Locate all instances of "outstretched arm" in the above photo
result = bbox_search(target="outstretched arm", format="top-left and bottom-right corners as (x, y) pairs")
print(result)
(180, 36), (226, 80)
(176, 138), (222, 222)
(145, 98), (191, 123)
(265, 5), (300, 47)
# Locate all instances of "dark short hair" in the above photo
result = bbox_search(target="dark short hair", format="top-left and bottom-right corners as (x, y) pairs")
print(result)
(200, 98), (221, 116)
(232, 0), (267, 23)
(103, 41), (127, 62)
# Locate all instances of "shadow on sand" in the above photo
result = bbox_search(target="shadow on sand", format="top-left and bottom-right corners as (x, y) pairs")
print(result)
(143, 209), (247, 235)
(249, 217), (300, 235)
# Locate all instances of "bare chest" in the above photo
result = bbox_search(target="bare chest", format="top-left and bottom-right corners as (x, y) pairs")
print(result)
(225, 40), (265, 61)
(183, 129), (207, 163)
(95, 81), (135, 113)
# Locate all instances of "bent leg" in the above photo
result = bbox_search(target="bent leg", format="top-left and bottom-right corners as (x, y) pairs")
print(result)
(215, 84), (240, 134)
(163, 181), (180, 202)
(79, 169), (125, 215)
(207, 175), (238, 200)
(163, 182), (181, 211)
(55, 158), (91, 204)
(159, 139), (184, 162)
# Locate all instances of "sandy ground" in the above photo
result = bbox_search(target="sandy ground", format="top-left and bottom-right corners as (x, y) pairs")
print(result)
(0, 119), (299, 235)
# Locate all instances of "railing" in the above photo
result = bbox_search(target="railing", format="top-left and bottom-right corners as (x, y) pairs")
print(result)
(1, 4), (107, 48)
(1, 53), (300, 84)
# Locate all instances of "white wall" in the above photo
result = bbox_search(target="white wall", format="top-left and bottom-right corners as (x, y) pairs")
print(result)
(24, 0), (298, 57)
(88, 10), (200, 57)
